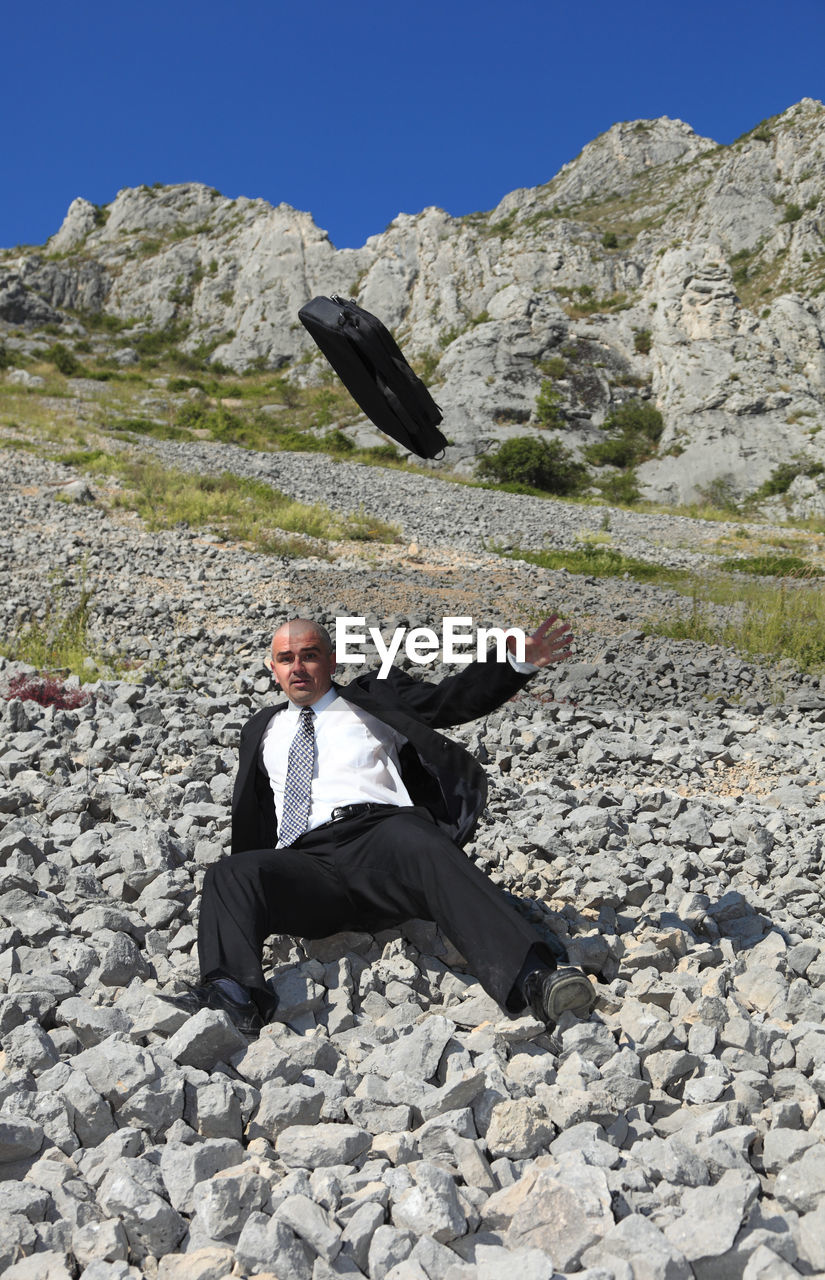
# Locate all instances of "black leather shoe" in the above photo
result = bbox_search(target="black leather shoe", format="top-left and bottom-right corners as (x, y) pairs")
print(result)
(522, 965), (596, 1028)
(160, 981), (265, 1036)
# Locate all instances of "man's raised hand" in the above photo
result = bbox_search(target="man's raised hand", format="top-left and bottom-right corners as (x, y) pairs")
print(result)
(508, 613), (573, 668)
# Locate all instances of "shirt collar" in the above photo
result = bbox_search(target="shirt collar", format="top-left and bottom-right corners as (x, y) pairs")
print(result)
(282, 685), (338, 722)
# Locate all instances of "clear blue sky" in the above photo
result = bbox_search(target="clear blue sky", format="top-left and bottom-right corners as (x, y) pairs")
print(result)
(3, 0), (823, 251)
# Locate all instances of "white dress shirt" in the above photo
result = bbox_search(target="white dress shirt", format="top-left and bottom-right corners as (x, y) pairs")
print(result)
(260, 652), (538, 844)
(260, 687), (413, 841)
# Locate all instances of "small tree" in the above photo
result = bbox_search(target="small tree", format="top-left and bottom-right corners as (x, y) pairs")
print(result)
(477, 436), (586, 495)
(48, 343), (82, 377)
(535, 379), (564, 428)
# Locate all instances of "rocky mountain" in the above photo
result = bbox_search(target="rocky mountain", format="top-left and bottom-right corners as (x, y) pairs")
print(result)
(2, 98), (825, 502)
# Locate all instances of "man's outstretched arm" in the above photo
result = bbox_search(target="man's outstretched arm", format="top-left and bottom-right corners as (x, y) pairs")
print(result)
(361, 613), (573, 728)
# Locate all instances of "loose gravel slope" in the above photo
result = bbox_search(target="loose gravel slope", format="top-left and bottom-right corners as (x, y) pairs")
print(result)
(1, 446), (825, 1280)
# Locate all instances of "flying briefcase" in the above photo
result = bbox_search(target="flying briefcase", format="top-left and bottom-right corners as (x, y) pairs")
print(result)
(298, 294), (447, 459)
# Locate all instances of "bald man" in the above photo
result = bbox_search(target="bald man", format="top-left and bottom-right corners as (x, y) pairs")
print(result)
(170, 615), (595, 1034)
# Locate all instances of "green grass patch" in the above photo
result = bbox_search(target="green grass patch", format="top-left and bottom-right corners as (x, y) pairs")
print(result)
(494, 541), (687, 586)
(717, 554), (822, 577)
(57, 450), (400, 552)
(110, 416), (191, 441)
(0, 568), (113, 680)
(652, 577), (825, 674)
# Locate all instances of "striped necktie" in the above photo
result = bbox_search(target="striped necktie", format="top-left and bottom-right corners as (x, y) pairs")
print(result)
(279, 707), (316, 847)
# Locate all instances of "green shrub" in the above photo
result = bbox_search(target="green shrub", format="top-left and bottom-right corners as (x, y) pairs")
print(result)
(597, 470), (641, 504)
(601, 231), (618, 249)
(357, 443), (401, 462)
(585, 399), (664, 469)
(585, 434), (638, 468)
(0, 344), (10, 371)
(269, 375), (299, 407)
(538, 356), (567, 379)
(535, 380), (564, 428)
(754, 459), (824, 498)
(133, 322), (190, 358)
(604, 400), (664, 442)
(167, 377), (206, 393)
(47, 343), (83, 377)
(782, 203), (803, 223)
(325, 429), (355, 453)
(633, 328), (652, 355)
(476, 436), (586, 495)
(414, 349), (440, 386)
(696, 477), (740, 513)
(174, 401), (212, 431)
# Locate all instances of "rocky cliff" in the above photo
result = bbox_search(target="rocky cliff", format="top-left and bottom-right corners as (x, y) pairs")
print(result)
(2, 99), (825, 502)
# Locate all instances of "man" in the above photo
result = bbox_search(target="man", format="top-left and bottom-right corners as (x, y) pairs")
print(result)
(170, 615), (595, 1034)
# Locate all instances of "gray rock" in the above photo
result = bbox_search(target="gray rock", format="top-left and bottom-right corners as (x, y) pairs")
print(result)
(361, 1016), (455, 1080)
(159, 1138), (244, 1214)
(484, 1099), (554, 1159)
(194, 1166), (271, 1241)
(71, 1218), (130, 1268)
(796, 1202), (825, 1272)
(165, 1008), (248, 1070)
(1, 1021), (58, 1072)
(367, 1225), (416, 1280)
(476, 1243), (555, 1280)
(275, 1194), (342, 1261)
(56, 997), (133, 1046)
(340, 1200), (386, 1272)
(235, 1212), (313, 1280)
(0, 1115), (44, 1162)
(98, 1166), (186, 1260)
(663, 1171), (760, 1264)
(583, 1215), (691, 1280)
(71, 1035), (160, 1109)
(185, 1077), (245, 1140)
(118, 1075), (186, 1140)
(97, 933), (149, 986)
(391, 1161), (467, 1244)
(773, 1143), (825, 1213)
(277, 1123), (372, 1169)
(2, 1252), (74, 1280)
(506, 1165), (614, 1270)
(246, 1082), (324, 1142)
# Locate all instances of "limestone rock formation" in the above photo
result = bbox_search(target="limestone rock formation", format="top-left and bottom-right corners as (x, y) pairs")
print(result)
(2, 99), (825, 501)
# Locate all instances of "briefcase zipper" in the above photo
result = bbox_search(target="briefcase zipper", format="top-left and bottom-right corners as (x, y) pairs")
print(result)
(331, 295), (360, 327)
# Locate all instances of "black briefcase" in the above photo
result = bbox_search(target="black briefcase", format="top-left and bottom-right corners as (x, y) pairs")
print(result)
(298, 295), (447, 459)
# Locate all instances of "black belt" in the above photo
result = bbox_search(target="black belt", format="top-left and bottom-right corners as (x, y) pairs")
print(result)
(329, 802), (394, 823)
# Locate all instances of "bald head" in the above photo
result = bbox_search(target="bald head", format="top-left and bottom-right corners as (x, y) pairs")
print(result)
(268, 618), (336, 706)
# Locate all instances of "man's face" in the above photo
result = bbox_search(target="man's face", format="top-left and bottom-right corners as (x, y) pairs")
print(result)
(268, 622), (336, 706)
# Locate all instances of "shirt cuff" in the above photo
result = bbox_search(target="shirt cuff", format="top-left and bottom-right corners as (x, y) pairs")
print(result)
(507, 648), (539, 675)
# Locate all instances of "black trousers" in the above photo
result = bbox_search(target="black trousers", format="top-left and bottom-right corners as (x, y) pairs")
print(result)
(198, 805), (551, 1016)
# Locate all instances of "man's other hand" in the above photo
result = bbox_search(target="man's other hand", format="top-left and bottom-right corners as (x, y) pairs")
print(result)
(508, 613), (573, 668)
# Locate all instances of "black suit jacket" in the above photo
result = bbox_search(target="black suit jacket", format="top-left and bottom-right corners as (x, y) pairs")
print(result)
(231, 656), (533, 854)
